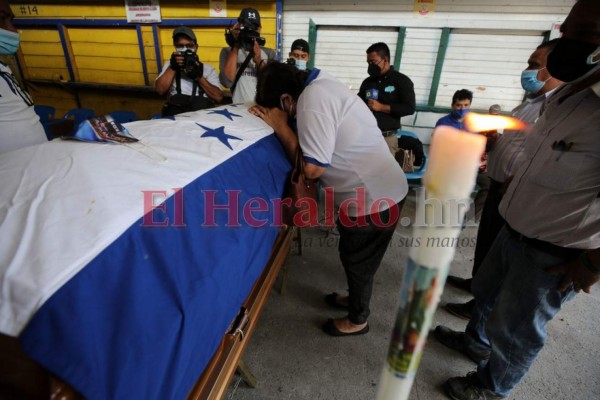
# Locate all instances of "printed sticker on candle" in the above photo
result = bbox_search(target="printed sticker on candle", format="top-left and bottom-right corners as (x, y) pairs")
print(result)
(386, 258), (439, 378)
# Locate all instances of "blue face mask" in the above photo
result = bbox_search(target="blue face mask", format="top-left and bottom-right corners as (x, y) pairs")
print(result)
(0, 28), (20, 55)
(521, 68), (547, 94)
(451, 109), (469, 120)
(295, 59), (307, 71)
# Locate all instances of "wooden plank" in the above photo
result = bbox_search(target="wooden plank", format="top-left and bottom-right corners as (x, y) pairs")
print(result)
(12, 4), (126, 18)
(77, 70), (146, 85)
(22, 55), (67, 69)
(75, 56), (142, 72)
(19, 42), (64, 56)
(19, 29), (61, 43)
(68, 28), (138, 44)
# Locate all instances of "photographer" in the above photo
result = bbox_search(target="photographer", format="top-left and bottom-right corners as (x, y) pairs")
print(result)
(155, 26), (223, 117)
(219, 8), (277, 103)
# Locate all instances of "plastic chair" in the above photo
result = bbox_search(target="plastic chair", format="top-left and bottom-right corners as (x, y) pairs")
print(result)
(397, 130), (428, 183)
(34, 105), (56, 123)
(63, 108), (95, 128)
(34, 105), (57, 140)
(109, 111), (138, 124)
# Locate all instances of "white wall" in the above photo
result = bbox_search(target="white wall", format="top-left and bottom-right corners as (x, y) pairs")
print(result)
(282, 0), (571, 142)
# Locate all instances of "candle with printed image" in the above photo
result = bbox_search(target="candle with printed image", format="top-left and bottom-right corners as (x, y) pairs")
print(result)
(376, 113), (527, 400)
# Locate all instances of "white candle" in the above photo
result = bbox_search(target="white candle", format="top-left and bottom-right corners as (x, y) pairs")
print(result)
(376, 125), (486, 400)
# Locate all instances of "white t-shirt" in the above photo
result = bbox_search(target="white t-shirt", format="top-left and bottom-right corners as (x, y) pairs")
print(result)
(219, 47), (277, 104)
(298, 69), (408, 217)
(156, 62), (220, 97)
(0, 62), (47, 155)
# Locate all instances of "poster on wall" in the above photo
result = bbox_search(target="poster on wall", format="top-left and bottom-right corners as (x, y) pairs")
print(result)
(414, 0), (436, 15)
(210, 0), (227, 18)
(126, 0), (161, 23)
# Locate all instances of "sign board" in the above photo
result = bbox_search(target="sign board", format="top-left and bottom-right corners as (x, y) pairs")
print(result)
(126, 0), (161, 23)
(414, 0), (436, 15)
(210, 0), (227, 18)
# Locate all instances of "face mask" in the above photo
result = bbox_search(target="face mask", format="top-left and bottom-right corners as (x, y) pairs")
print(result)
(547, 37), (600, 83)
(295, 60), (307, 71)
(368, 63), (381, 78)
(521, 68), (548, 94)
(451, 109), (469, 120)
(0, 28), (20, 55)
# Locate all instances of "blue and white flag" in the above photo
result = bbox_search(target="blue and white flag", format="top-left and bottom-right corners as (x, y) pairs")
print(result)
(0, 105), (291, 399)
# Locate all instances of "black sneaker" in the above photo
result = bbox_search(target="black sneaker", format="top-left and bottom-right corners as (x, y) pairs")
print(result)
(444, 372), (504, 400)
(446, 275), (473, 293)
(434, 325), (490, 363)
(444, 299), (475, 320)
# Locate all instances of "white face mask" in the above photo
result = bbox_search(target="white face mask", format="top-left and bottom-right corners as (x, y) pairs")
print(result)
(0, 28), (20, 55)
(295, 60), (307, 71)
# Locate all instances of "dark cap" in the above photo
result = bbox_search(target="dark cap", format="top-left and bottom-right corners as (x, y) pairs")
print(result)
(238, 7), (261, 30)
(172, 26), (196, 41)
(291, 39), (309, 53)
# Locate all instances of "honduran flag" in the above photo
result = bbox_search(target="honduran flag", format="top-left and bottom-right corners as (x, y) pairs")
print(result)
(0, 105), (291, 399)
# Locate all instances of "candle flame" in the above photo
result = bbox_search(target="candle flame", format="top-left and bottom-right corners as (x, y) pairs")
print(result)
(464, 112), (528, 132)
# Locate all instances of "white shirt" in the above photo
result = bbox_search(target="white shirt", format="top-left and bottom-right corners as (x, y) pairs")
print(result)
(298, 69), (408, 217)
(219, 47), (277, 104)
(156, 62), (220, 97)
(0, 62), (47, 155)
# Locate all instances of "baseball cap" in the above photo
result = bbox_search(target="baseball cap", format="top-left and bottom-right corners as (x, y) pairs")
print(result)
(291, 39), (309, 53)
(238, 7), (261, 30)
(172, 26), (196, 41)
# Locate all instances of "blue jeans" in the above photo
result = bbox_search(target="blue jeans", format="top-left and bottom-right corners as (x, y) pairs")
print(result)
(464, 226), (577, 397)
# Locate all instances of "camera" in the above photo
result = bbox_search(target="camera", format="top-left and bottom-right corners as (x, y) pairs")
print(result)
(181, 49), (199, 69)
(238, 26), (266, 51)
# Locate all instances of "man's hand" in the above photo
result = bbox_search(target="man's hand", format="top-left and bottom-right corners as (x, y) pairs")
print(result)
(252, 39), (262, 66)
(249, 105), (289, 134)
(368, 99), (383, 112)
(185, 60), (203, 80)
(170, 51), (184, 70)
(546, 255), (600, 293)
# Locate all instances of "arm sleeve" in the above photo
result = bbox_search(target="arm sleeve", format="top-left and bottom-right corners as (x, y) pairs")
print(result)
(298, 108), (336, 167)
(155, 63), (170, 81)
(218, 47), (233, 88)
(389, 75), (416, 118)
(264, 47), (278, 61)
(357, 79), (368, 102)
(204, 64), (221, 89)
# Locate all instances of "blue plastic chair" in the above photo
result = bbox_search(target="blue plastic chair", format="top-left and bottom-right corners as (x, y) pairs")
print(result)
(34, 105), (57, 140)
(109, 110), (138, 124)
(63, 108), (95, 128)
(34, 105), (56, 123)
(397, 130), (428, 183)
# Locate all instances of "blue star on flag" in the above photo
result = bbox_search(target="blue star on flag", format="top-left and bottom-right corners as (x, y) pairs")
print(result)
(196, 123), (242, 150)
(208, 108), (243, 121)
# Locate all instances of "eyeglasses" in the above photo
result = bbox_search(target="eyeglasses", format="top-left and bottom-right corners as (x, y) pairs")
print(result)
(175, 43), (196, 49)
(367, 58), (384, 66)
